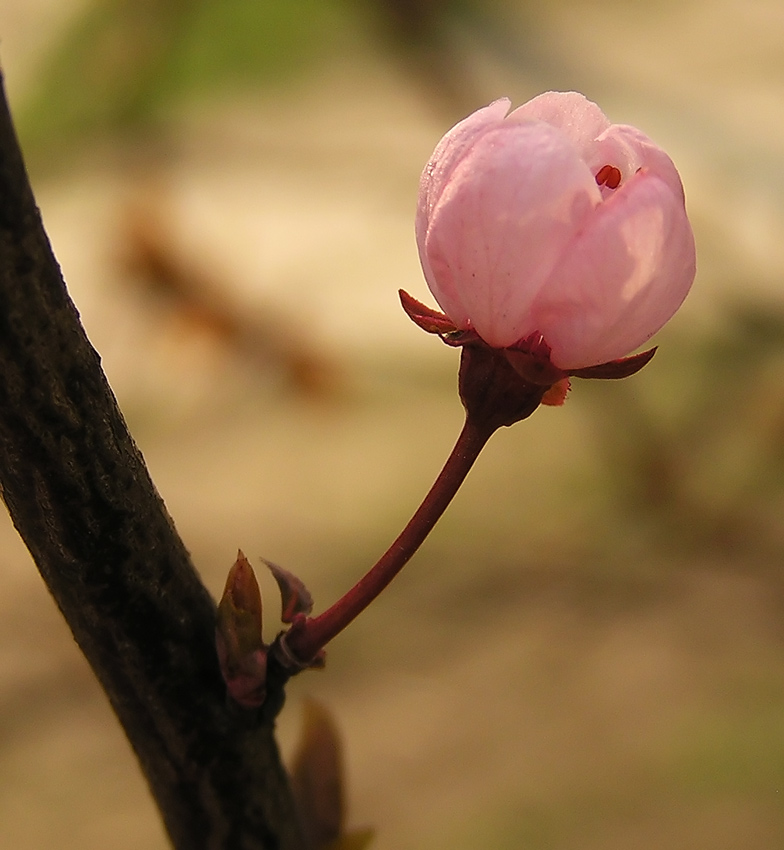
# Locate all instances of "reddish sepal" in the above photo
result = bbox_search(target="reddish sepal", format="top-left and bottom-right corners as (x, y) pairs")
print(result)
(399, 290), (484, 346)
(568, 346), (657, 380)
(504, 333), (567, 386)
(399, 289), (457, 334)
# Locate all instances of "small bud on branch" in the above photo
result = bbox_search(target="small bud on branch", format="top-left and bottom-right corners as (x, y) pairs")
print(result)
(215, 551), (267, 709)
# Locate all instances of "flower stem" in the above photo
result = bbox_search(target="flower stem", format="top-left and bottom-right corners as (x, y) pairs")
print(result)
(280, 415), (496, 665)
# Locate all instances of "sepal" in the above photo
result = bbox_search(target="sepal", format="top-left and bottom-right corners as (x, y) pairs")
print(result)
(568, 346), (657, 379)
(399, 289), (458, 334)
(504, 333), (567, 386)
(399, 289), (482, 346)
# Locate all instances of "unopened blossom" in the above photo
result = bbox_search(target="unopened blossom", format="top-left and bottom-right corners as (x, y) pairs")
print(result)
(415, 92), (696, 369)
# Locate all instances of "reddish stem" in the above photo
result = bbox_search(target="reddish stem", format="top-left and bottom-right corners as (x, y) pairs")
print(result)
(281, 415), (495, 664)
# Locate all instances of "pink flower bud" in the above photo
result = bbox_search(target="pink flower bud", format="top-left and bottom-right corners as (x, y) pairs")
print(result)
(416, 92), (696, 369)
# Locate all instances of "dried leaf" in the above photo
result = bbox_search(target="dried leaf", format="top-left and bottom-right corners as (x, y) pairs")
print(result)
(290, 699), (344, 848)
(323, 828), (375, 850)
(541, 377), (571, 406)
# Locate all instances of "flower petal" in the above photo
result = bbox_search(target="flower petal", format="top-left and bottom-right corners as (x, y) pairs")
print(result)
(417, 98), (510, 234)
(508, 91), (611, 157)
(587, 124), (686, 202)
(421, 121), (601, 347)
(531, 169), (696, 369)
(416, 99), (511, 304)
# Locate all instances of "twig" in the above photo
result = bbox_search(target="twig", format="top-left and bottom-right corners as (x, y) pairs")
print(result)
(0, 73), (304, 850)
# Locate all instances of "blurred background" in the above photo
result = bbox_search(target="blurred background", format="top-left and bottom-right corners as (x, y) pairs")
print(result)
(2, 0), (784, 848)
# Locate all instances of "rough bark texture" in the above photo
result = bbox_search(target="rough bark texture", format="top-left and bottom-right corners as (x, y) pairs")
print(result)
(0, 74), (303, 850)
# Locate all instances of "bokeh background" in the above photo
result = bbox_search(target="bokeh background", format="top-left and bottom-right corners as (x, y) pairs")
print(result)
(2, 1), (784, 848)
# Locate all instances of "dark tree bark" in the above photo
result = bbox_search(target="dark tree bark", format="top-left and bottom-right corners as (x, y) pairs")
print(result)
(0, 74), (304, 850)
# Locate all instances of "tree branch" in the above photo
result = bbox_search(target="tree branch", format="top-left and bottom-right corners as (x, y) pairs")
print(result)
(0, 73), (303, 850)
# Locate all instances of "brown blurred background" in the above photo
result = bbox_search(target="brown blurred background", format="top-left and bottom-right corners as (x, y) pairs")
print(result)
(1, 1), (784, 848)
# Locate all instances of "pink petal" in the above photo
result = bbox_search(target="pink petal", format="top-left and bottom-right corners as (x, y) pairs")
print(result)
(508, 92), (611, 158)
(587, 124), (686, 203)
(417, 98), (511, 234)
(416, 99), (511, 304)
(420, 121), (602, 347)
(531, 169), (696, 369)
